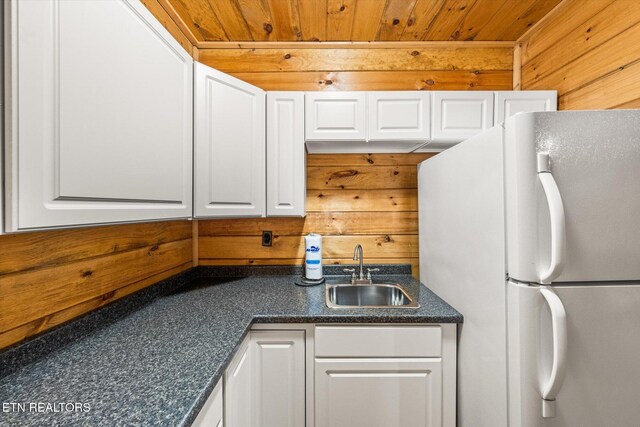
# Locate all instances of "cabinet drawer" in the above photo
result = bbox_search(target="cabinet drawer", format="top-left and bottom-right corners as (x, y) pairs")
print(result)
(315, 325), (441, 357)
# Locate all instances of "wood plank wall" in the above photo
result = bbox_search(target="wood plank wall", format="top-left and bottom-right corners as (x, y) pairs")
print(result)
(196, 44), (514, 91)
(199, 154), (433, 278)
(0, 221), (193, 350)
(518, 0), (640, 109)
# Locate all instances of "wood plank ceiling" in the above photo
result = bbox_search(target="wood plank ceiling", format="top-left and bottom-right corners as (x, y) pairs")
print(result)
(163, 0), (563, 45)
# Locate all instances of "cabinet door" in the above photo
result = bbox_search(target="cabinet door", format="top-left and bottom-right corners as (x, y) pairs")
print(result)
(194, 62), (266, 218)
(193, 379), (223, 427)
(225, 336), (254, 427)
(305, 92), (367, 141)
(5, 0), (193, 231)
(315, 358), (442, 427)
(266, 92), (306, 217)
(494, 90), (557, 123)
(431, 91), (494, 144)
(367, 92), (430, 142)
(252, 330), (306, 427)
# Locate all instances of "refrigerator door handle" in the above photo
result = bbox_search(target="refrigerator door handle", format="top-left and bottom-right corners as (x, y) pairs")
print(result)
(537, 153), (566, 284)
(540, 286), (568, 418)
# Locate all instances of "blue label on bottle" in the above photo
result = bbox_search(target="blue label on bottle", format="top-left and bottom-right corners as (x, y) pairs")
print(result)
(306, 246), (320, 253)
(306, 260), (320, 264)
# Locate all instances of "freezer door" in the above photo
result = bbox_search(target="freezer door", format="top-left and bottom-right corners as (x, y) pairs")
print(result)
(505, 110), (640, 283)
(507, 280), (640, 427)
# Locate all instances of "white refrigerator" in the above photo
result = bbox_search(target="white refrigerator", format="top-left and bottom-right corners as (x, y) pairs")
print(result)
(418, 110), (640, 427)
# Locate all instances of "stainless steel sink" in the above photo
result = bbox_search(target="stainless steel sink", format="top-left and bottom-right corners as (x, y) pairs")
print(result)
(326, 283), (419, 309)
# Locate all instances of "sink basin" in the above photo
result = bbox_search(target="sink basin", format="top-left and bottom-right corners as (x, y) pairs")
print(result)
(326, 283), (419, 309)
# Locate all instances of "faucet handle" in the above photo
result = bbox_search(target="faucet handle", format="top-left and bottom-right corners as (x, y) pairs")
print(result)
(343, 268), (357, 283)
(366, 268), (380, 280)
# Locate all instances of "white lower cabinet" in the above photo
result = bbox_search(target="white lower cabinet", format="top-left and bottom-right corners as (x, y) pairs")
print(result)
(252, 330), (306, 427)
(224, 336), (254, 427)
(223, 329), (306, 427)
(202, 323), (456, 427)
(314, 324), (456, 427)
(193, 379), (224, 427)
(315, 358), (442, 427)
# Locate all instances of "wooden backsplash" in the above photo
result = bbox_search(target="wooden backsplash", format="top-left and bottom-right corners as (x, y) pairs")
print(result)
(518, 0), (640, 109)
(198, 153), (433, 278)
(0, 221), (192, 349)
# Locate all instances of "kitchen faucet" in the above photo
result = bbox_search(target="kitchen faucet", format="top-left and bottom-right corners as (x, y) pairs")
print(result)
(344, 244), (380, 284)
(353, 244), (364, 280)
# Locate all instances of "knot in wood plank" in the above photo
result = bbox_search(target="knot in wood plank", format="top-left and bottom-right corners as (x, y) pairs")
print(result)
(332, 169), (359, 178)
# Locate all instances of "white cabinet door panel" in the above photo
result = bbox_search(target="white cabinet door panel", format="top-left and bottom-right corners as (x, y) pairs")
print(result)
(368, 92), (430, 141)
(225, 336), (253, 427)
(315, 358), (442, 427)
(266, 92), (305, 217)
(431, 91), (494, 143)
(192, 379), (223, 427)
(494, 90), (557, 124)
(5, 0), (193, 231)
(305, 92), (367, 141)
(252, 330), (305, 427)
(194, 62), (265, 218)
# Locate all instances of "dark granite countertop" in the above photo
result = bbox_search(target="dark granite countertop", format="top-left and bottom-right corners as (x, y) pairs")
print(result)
(0, 266), (462, 426)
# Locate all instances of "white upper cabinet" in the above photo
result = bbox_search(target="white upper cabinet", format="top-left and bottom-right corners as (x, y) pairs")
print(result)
(194, 62), (266, 218)
(305, 92), (367, 141)
(267, 92), (306, 217)
(4, 0), (193, 231)
(494, 90), (557, 123)
(367, 92), (431, 142)
(431, 91), (494, 144)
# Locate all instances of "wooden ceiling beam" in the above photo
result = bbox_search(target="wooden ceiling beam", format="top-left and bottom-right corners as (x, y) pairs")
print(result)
(193, 40), (515, 49)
